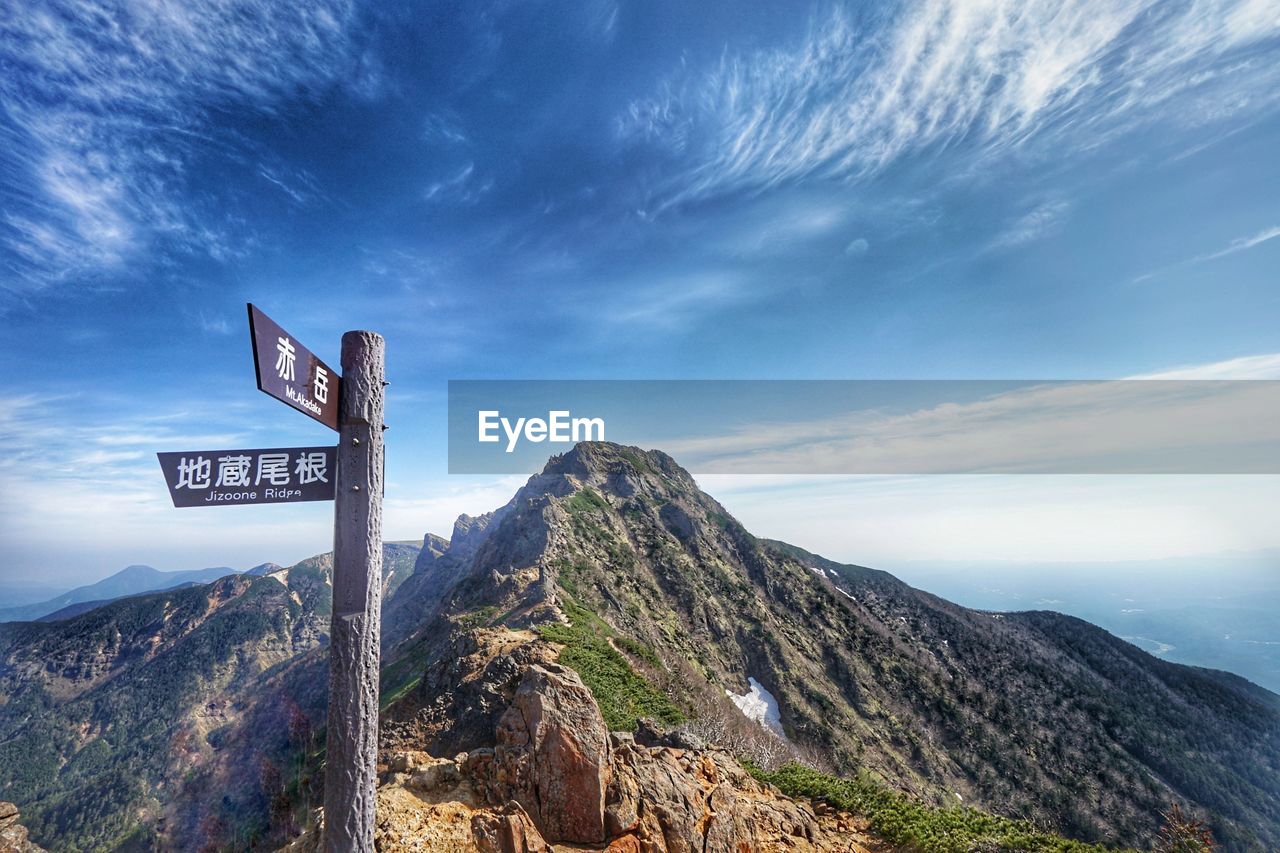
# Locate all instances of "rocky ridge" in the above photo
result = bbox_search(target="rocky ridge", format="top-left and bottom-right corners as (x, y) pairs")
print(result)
(288, 629), (878, 852)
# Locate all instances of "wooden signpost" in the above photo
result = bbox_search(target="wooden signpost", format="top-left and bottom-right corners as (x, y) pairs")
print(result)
(158, 306), (385, 852)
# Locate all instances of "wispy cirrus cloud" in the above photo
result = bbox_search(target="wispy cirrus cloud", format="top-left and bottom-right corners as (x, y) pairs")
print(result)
(1192, 225), (1280, 263)
(424, 162), (494, 206)
(0, 0), (367, 291)
(586, 271), (754, 332)
(988, 199), (1071, 250)
(620, 1), (1280, 209)
(1134, 224), (1280, 282)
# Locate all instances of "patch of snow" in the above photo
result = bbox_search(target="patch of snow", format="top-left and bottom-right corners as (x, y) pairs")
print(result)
(808, 566), (825, 578)
(1121, 635), (1176, 654)
(835, 588), (856, 602)
(726, 677), (786, 739)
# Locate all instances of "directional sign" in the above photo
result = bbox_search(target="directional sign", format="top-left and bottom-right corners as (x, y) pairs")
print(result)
(157, 446), (337, 508)
(248, 304), (340, 430)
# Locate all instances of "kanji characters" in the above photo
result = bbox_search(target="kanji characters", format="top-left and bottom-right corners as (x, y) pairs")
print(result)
(215, 454), (252, 487)
(295, 451), (329, 484)
(175, 456), (212, 489)
(275, 336), (296, 382)
(313, 365), (330, 405)
(256, 452), (291, 486)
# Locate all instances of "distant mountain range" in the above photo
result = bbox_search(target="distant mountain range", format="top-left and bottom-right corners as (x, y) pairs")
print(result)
(890, 554), (1280, 692)
(0, 564), (241, 623)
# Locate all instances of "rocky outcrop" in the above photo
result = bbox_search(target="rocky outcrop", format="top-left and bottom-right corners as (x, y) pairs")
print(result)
(0, 802), (45, 853)
(286, 628), (875, 852)
(383, 737), (873, 852)
(489, 663), (612, 843)
(602, 735), (872, 853)
(383, 628), (559, 757)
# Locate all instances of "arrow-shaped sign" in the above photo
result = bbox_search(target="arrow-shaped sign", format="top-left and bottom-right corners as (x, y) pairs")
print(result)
(248, 303), (341, 430)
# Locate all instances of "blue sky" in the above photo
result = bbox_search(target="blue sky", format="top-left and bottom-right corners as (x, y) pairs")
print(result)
(1, 0), (1279, 586)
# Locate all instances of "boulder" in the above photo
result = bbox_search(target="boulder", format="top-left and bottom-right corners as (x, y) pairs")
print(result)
(604, 737), (866, 853)
(486, 663), (612, 844)
(471, 802), (549, 853)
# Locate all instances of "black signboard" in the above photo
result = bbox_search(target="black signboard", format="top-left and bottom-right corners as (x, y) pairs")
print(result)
(248, 304), (340, 430)
(157, 446), (337, 508)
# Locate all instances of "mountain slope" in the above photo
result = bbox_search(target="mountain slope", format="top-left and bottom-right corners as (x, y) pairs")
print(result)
(382, 442), (1280, 851)
(33, 583), (208, 623)
(0, 564), (239, 623)
(0, 544), (421, 851)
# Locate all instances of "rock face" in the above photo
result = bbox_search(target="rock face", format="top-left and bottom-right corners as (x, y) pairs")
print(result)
(603, 735), (873, 853)
(0, 802), (45, 853)
(491, 663), (612, 843)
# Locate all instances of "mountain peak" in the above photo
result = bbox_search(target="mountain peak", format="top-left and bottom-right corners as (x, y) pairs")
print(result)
(537, 441), (696, 499)
(115, 564), (161, 579)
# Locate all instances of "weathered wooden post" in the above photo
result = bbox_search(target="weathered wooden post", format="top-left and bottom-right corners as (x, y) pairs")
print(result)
(324, 330), (385, 851)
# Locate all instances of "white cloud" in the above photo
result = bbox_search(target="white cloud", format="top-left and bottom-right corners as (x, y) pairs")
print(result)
(584, 271), (760, 332)
(1132, 352), (1280, 379)
(384, 476), (526, 541)
(845, 237), (870, 257)
(1134, 225), (1280, 281)
(1194, 225), (1280, 262)
(705, 473), (1280, 564)
(423, 162), (493, 205)
(0, 0), (363, 289)
(622, 1), (1280, 208)
(988, 200), (1070, 250)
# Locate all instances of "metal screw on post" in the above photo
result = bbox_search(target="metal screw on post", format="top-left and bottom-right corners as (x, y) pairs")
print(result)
(324, 331), (385, 852)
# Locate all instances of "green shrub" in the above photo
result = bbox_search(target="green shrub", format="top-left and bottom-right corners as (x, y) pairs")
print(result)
(747, 763), (1130, 853)
(567, 487), (609, 515)
(538, 599), (683, 731)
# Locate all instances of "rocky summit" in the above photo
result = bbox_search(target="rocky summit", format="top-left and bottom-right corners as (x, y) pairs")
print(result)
(2, 442), (1278, 851)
